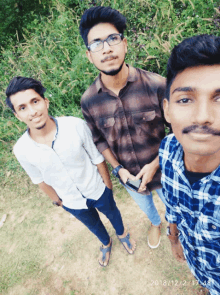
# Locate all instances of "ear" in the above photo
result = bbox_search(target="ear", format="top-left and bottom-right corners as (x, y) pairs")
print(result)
(163, 98), (171, 123)
(45, 97), (49, 109)
(86, 50), (93, 64)
(14, 111), (22, 122)
(123, 37), (128, 54)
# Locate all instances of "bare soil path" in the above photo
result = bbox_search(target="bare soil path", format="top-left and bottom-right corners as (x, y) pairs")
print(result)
(0, 172), (208, 295)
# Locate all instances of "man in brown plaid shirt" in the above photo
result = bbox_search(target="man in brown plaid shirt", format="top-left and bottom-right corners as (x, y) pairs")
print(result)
(80, 6), (166, 252)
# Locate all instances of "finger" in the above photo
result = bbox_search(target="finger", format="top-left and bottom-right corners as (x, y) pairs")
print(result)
(135, 171), (144, 180)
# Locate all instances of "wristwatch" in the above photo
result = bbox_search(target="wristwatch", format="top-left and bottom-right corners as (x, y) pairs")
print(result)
(167, 226), (179, 242)
(112, 165), (124, 178)
(53, 200), (62, 207)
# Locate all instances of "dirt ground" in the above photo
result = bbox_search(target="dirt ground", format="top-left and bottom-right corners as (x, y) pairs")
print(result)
(1, 175), (208, 295)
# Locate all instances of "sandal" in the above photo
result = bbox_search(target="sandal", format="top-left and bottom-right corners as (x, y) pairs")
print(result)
(99, 238), (112, 267)
(117, 233), (134, 254)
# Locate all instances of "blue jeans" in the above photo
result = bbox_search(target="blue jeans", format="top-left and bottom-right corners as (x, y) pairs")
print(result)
(63, 187), (124, 246)
(124, 187), (165, 226)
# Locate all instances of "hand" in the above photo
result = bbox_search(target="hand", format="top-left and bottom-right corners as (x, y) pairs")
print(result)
(118, 168), (136, 184)
(135, 163), (156, 192)
(170, 239), (186, 263)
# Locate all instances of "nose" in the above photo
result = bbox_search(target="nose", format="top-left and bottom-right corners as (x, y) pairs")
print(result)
(193, 100), (214, 126)
(29, 105), (37, 117)
(103, 40), (112, 53)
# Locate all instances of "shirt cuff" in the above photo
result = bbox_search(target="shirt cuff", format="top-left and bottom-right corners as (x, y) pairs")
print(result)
(96, 142), (110, 154)
(30, 177), (44, 184)
(165, 211), (177, 224)
(92, 154), (104, 165)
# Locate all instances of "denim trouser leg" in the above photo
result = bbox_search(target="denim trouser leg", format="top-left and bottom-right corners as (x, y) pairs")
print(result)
(63, 187), (124, 246)
(124, 187), (164, 226)
(87, 187), (124, 237)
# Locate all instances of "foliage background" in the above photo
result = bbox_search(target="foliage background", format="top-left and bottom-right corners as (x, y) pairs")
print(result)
(1, 0), (220, 175)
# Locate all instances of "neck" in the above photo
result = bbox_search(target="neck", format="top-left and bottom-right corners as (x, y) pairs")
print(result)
(29, 117), (56, 144)
(101, 63), (129, 95)
(184, 150), (220, 173)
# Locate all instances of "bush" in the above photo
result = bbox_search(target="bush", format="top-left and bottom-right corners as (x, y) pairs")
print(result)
(1, 0), (220, 174)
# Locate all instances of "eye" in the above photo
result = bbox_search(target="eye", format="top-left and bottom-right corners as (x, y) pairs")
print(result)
(176, 98), (192, 104)
(33, 99), (38, 104)
(214, 96), (220, 102)
(19, 106), (25, 111)
(90, 40), (102, 51)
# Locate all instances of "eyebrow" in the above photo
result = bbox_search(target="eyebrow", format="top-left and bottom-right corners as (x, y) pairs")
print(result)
(172, 87), (196, 94)
(172, 87), (220, 95)
(17, 97), (38, 109)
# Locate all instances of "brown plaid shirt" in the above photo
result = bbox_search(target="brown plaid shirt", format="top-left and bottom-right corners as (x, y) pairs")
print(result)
(81, 65), (166, 193)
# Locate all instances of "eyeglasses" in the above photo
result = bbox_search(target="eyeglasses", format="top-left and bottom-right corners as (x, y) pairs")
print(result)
(87, 33), (124, 53)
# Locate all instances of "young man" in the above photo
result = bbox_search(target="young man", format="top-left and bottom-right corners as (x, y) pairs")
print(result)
(159, 35), (220, 295)
(80, 6), (167, 249)
(6, 76), (136, 267)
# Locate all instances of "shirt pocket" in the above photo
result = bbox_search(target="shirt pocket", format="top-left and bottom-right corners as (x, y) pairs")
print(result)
(196, 202), (220, 244)
(132, 110), (156, 137)
(97, 117), (119, 141)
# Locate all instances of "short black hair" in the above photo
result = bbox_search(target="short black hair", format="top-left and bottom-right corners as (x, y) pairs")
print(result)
(79, 6), (127, 47)
(166, 34), (220, 100)
(5, 76), (46, 112)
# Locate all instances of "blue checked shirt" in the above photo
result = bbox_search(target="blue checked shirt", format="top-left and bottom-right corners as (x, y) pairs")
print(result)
(159, 134), (220, 295)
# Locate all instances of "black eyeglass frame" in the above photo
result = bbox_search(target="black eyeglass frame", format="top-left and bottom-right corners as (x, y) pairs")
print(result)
(87, 33), (124, 52)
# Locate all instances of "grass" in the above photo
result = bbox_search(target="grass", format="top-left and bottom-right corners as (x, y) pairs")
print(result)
(0, 0), (219, 293)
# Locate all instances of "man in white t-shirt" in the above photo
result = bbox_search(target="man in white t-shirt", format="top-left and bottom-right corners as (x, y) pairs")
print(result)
(5, 76), (136, 267)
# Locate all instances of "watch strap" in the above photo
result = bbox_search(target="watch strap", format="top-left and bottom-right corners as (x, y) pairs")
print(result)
(112, 165), (124, 178)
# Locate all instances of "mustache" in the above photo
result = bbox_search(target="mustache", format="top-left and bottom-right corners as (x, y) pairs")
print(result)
(182, 125), (220, 136)
(101, 55), (117, 63)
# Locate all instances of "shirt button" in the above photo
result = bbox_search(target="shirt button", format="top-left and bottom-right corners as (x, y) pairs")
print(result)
(212, 225), (217, 230)
(190, 212), (193, 215)
(188, 232), (191, 236)
(190, 246), (194, 251)
(193, 257), (196, 261)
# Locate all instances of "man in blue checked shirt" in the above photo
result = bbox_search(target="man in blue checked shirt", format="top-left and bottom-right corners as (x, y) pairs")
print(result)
(159, 34), (220, 295)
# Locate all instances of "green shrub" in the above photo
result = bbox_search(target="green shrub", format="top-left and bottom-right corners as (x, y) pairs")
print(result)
(0, 0), (220, 175)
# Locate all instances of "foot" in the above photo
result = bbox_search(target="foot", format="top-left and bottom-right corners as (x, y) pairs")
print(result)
(98, 238), (112, 267)
(117, 231), (136, 254)
(147, 223), (161, 249)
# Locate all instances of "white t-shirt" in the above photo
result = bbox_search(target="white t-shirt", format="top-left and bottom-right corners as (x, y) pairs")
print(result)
(13, 117), (106, 209)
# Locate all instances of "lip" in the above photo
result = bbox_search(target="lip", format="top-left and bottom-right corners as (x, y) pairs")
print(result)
(102, 56), (117, 63)
(31, 115), (42, 123)
(188, 132), (213, 141)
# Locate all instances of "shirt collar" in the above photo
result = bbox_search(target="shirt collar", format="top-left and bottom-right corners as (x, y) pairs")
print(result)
(95, 64), (138, 93)
(26, 116), (58, 147)
(169, 135), (220, 184)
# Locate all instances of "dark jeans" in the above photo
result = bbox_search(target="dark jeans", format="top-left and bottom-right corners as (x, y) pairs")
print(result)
(63, 187), (124, 246)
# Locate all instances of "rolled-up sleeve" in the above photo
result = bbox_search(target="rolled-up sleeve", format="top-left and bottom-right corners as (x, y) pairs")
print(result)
(13, 146), (43, 184)
(76, 119), (104, 165)
(81, 101), (109, 153)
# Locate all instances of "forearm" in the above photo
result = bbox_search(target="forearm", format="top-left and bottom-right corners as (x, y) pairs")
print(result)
(149, 155), (159, 174)
(168, 223), (179, 244)
(97, 161), (112, 189)
(38, 182), (61, 204)
(102, 148), (120, 168)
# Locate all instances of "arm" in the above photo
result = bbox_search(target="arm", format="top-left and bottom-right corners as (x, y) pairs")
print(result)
(135, 155), (159, 191)
(168, 223), (185, 263)
(102, 148), (136, 184)
(97, 161), (112, 190)
(38, 182), (62, 206)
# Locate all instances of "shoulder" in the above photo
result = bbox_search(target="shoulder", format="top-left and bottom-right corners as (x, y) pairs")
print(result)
(81, 77), (99, 105)
(56, 116), (86, 130)
(134, 67), (166, 85)
(159, 134), (178, 157)
(13, 131), (30, 158)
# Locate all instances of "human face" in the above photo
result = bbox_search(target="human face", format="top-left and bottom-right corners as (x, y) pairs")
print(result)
(86, 23), (127, 76)
(164, 65), (220, 158)
(11, 89), (50, 130)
